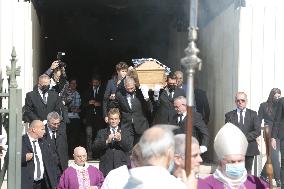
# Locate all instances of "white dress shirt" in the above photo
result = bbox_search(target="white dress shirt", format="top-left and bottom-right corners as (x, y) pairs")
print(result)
(28, 134), (44, 181)
(38, 88), (49, 103)
(126, 94), (133, 109)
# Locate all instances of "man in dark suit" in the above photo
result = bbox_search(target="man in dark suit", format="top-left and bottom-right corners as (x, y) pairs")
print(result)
(194, 88), (210, 125)
(174, 71), (210, 124)
(93, 108), (133, 176)
(21, 120), (57, 189)
(171, 96), (209, 153)
(153, 72), (186, 125)
(111, 76), (151, 144)
(225, 92), (261, 174)
(82, 75), (106, 159)
(23, 74), (62, 124)
(44, 112), (68, 183)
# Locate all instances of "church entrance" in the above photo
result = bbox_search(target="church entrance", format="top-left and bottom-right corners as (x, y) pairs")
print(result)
(32, 0), (189, 91)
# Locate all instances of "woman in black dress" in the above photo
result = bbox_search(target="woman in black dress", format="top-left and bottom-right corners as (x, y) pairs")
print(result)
(259, 88), (281, 186)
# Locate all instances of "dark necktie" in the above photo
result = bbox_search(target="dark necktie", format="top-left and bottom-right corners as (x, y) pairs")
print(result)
(239, 110), (244, 127)
(111, 128), (115, 145)
(43, 93), (47, 104)
(32, 140), (41, 179)
(168, 91), (174, 102)
(178, 114), (183, 126)
(52, 130), (57, 145)
(131, 94), (135, 107)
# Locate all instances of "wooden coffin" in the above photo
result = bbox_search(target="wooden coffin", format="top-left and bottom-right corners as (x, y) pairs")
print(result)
(135, 60), (166, 90)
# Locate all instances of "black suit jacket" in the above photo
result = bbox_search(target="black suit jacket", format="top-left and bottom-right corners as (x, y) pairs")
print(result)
(93, 126), (133, 176)
(171, 112), (209, 147)
(225, 108), (261, 156)
(23, 86), (61, 123)
(153, 87), (186, 124)
(272, 97), (284, 139)
(82, 85), (106, 126)
(111, 88), (151, 134)
(43, 124), (68, 173)
(194, 89), (210, 124)
(21, 134), (57, 189)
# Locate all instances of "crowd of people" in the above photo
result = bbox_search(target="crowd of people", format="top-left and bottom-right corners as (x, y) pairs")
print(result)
(20, 59), (282, 189)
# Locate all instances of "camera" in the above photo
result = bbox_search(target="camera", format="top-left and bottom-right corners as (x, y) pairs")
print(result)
(57, 52), (66, 68)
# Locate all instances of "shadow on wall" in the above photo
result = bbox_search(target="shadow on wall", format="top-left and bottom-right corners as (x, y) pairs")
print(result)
(199, 0), (240, 28)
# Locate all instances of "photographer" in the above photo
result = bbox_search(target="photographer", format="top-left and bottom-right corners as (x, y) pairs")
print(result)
(44, 54), (71, 123)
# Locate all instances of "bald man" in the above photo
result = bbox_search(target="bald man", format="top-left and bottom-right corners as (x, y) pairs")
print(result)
(21, 120), (57, 189)
(225, 92), (261, 174)
(57, 146), (104, 189)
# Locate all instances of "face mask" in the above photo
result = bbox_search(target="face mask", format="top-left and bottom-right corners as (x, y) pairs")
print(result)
(273, 98), (279, 104)
(41, 85), (50, 93)
(168, 160), (175, 174)
(225, 162), (246, 179)
(168, 85), (176, 92)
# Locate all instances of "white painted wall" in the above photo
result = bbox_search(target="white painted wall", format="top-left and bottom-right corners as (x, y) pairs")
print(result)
(239, 0), (284, 111)
(199, 0), (284, 169)
(0, 0), (41, 106)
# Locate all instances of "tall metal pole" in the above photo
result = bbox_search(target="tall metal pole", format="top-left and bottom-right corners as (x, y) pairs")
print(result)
(181, 0), (202, 176)
(6, 47), (22, 189)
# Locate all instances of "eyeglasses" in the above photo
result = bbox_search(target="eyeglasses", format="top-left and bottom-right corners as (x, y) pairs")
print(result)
(236, 99), (246, 103)
(174, 104), (186, 109)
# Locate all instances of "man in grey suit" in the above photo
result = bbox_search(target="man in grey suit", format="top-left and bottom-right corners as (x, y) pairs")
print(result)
(225, 92), (261, 174)
(44, 112), (68, 183)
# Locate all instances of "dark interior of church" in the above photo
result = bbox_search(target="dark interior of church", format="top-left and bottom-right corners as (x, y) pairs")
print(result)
(32, 0), (189, 91)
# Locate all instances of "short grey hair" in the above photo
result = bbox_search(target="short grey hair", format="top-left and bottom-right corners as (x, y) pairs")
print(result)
(124, 76), (135, 87)
(38, 74), (50, 81)
(174, 96), (187, 104)
(47, 111), (61, 121)
(139, 124), (176, 165)
(174, 134), (199, 156)
(174, 71), (183, 77)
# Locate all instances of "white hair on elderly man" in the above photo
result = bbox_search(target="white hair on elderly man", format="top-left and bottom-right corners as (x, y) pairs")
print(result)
(47, 111), (61, 121)
(138, 124), (177, 165)
(174, 134), (199, 156)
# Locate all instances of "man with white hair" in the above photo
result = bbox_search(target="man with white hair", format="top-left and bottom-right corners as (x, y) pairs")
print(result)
(172, 134), (203, 183)
(172, 96), (209, 153)
(123, 125), (193, 189)
(201, 123), (268, 189)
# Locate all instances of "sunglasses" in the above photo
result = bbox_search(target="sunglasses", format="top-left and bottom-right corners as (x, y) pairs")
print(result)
(236, 99), (246, 103)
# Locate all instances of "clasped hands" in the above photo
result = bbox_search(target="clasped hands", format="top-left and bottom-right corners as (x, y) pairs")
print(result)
(89, 100), (101, 107)
(106, 131), (121, 144)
